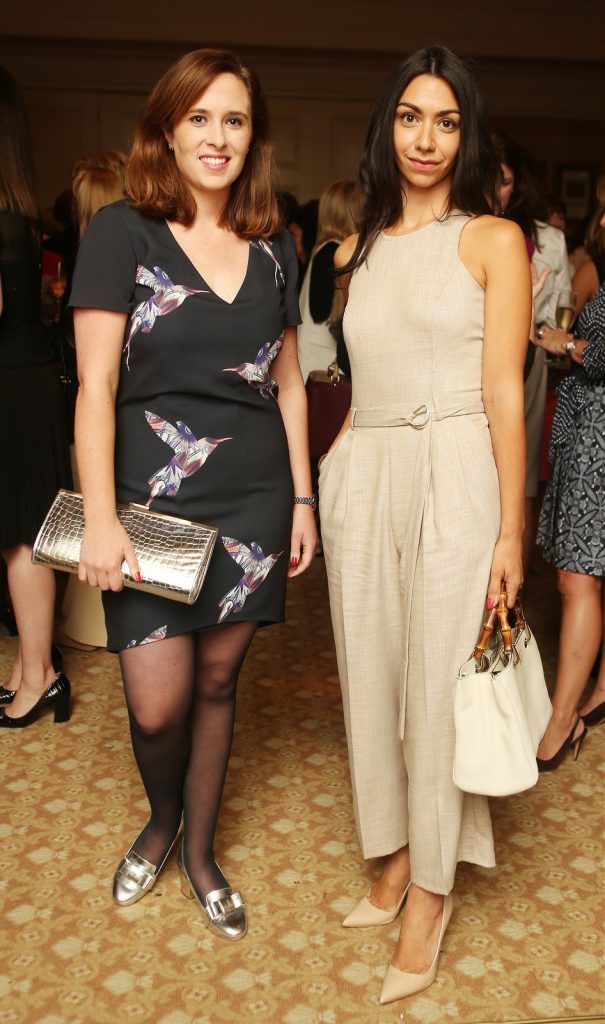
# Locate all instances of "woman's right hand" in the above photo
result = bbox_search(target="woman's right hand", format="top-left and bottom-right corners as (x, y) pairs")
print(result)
(78, 519), (141, 591)
(535, 326), (574, 356)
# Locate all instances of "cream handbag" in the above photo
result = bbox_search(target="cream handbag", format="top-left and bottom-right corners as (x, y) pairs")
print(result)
(453, 587), (552, 796)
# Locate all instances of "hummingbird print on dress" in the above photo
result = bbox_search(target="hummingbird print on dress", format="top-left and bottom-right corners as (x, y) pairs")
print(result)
(124, 266), (207, 369)
(145, 411), (231, 506)
(250, 238), (285, 287)
(218, 537), (283, 623)
(126, 625), (168, 648)
(223, 333), (284, 399)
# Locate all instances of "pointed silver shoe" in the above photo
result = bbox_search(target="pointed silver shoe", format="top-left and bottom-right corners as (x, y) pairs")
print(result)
(113, 828), (181, 907)
(176, 843), (247, 941)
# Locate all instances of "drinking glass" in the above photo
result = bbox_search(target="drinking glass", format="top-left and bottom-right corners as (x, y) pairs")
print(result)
(545, 288), (577, 368)
(50, 260), (67, 324)
(555, 288), (577, 333)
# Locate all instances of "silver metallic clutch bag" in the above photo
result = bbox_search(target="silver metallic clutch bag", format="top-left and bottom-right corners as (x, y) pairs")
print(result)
(32, 489), (218, 605)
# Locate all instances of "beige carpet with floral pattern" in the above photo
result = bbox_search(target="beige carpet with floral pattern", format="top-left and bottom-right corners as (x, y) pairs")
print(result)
(0, 558), (603, 1024)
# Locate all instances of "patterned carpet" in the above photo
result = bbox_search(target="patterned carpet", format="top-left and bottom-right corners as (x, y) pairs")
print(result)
(0, 559), (603, 1024)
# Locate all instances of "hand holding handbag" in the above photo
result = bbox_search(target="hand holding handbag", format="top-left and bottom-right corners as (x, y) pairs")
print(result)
(32, 489), (218, 605)
(453, 586), (552, 796)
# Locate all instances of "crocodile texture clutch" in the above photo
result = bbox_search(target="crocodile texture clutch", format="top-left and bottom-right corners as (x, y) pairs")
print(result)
(32, 490), (218, 605)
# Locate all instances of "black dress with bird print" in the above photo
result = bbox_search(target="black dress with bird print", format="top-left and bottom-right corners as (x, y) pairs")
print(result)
(69, 201), (301, 652)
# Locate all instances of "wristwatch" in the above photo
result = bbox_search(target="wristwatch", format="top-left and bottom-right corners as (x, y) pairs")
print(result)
(565, 339), (576, 354)
(294, 495), (317, 511)
(535, 323), (545, 340)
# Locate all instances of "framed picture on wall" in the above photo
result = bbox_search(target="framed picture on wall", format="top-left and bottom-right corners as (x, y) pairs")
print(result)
(558, 169), (593, 220)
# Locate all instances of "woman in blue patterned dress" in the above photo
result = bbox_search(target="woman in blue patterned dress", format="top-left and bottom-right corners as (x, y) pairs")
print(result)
(68, 49), (317, 936)
(535, 254), (605, 769)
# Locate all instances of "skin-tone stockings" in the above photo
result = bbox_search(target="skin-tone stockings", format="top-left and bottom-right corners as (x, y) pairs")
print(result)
(538, 569), (603, 759)
(2, 545), (57, 717)
(370, 845), (446, 973)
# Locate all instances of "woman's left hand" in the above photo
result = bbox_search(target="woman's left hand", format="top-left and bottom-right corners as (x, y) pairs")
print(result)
(288, 504), (318, 577)
(486, 534), (524, 609)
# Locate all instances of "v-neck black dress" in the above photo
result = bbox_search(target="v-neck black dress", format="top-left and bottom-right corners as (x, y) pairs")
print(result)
(69, 200), (301, 652)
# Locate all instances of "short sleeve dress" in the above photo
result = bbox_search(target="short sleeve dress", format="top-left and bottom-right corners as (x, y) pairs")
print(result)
(69, 201), (301, 652)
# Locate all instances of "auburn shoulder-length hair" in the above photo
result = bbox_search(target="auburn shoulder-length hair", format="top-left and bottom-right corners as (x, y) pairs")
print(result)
(340, 46), (498, 275)
(127, 48), (280, 238)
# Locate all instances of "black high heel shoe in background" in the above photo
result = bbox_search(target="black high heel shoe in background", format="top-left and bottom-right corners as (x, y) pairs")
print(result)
(580, 701), (605, 728)
(0, 672), (71, 728)
(0, 644), (63, 706)
(537, 717), (587, 773)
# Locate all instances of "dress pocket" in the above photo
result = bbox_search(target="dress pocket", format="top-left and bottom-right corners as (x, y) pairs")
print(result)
(464, 413), (495, 461)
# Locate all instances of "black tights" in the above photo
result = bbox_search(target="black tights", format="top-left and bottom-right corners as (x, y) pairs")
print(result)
(119, 620), (257, 897)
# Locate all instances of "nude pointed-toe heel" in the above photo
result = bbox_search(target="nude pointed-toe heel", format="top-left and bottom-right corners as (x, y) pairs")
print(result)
(379, 892), (453, 1005)
(343, 881), (411, 928)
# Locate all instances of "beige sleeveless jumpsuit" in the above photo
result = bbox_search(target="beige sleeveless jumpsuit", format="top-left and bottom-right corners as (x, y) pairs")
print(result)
(319, 214), (500, 895)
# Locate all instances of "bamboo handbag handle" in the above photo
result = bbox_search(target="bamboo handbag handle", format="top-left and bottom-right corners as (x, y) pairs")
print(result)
(472, 584), (515, 666)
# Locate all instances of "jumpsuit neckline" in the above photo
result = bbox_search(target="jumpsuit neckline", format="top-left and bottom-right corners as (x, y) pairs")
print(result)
(381, 219), (439, 241)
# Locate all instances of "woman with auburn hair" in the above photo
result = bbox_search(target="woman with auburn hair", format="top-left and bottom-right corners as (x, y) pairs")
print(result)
(297, 180), (359, 382)
(320, 47), (530, 1002)
(69, 48), (316, 937)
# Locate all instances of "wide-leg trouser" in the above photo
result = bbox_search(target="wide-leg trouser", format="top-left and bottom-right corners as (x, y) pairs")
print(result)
(319, 416), (500, 894)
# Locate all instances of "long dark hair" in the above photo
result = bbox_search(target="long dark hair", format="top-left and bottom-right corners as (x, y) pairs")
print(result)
(341, 46), (498, 275)
(127, 48), (280, 237)
(492, 131), (547, 246)
(585, 174), (605, 262)
(0, 66), (38, 221)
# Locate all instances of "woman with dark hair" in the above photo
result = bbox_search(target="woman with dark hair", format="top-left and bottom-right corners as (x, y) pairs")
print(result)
(69, 48), (316, 936)
(0, 67), (72, 725)
(320, 47), (530, 1002)
(492, 131), (573, 568)
(531, 194), (605, 766)
(572, 174), (605, 312)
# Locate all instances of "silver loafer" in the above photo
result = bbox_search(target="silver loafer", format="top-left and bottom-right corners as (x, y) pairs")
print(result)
(113, 829), (180, 907)
(176, 843), (247, 940)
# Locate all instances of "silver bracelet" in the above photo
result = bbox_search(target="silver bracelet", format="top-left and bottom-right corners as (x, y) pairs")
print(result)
(294, 495), (317, 511)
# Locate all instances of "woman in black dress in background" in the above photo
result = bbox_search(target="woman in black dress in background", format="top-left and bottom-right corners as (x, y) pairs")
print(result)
(0, 67), (72, 725)
(70, 49), (317, 937)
